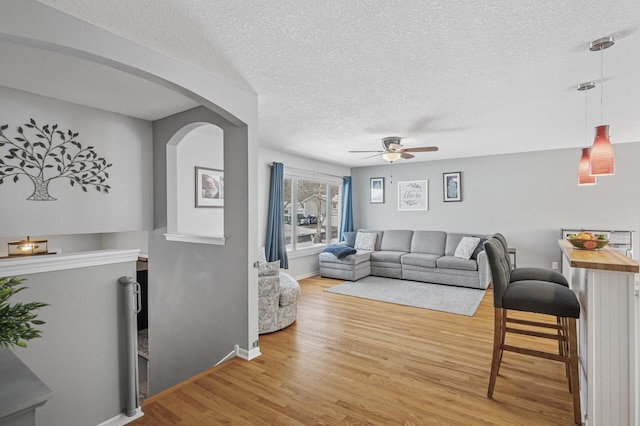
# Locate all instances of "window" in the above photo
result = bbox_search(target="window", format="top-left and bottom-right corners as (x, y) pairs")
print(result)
(284, 176), (340, 253)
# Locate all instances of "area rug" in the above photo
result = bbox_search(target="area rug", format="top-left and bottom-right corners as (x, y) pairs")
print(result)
(324, 276), (486, 316)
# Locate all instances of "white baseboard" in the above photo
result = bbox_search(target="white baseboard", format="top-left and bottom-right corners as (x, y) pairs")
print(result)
(236, 345), (261, 361)
(292, 270), (318, 280)
(215, 346), (238, 366)
(97, 407), (144, 426)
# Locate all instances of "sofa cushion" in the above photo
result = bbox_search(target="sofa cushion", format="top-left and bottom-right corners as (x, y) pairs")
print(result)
(355, 232), (378, 251)
(323, 244), (357, 259)
(321, 260), (371, 272)
(379, 230), (414, 252)
(471, 237), (488, 260)
(319, 250), (371, 266)
(370, 250), (407, 264)
(279, 272), (301, 306)
(343, 231), (357, 247)
(258, 260), (280, 277)
(401, 252), (440, 268)
(258, 275), (280, 333)
(358, 229), (385, 251)
(454, 236), (481, 260)
(410, 231), (447, 255)
(436, 255), (478, 271)
(444, 233), (468, 256)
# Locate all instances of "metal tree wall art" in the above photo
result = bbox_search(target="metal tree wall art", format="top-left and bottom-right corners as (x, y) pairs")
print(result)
(0, 119), (112, 201)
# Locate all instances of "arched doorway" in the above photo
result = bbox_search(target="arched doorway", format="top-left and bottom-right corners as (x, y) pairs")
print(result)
(166, 122), (225, 243)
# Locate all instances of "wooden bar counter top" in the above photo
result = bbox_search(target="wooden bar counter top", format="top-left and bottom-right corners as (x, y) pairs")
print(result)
(558, 239), (639, 273)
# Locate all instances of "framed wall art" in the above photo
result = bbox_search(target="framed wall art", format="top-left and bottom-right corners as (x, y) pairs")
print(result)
(195, 166), (224, 208)
(398, 180), (428, 211)
(370, 177), (385, 204)
(443, 172), (462, 202)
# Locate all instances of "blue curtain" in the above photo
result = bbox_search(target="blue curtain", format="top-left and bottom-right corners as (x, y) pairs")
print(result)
(265, 162), (289, 269)
(339, 176), (354, 241)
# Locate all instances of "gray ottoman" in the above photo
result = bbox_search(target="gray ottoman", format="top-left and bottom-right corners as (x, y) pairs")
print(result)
(319, 250), (372, 281)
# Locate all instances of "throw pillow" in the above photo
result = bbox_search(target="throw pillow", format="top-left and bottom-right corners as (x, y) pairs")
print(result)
(343, 231), (357, 248)
(323, 244), (357, 259)
(258, 259), (280, 277)
(471, 237), (488, 260)
(454, 236), (481, 260)
(354, 232), (377, 251)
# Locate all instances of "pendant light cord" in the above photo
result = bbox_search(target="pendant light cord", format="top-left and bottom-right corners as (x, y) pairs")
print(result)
(584, 88), (588, 146)
(600, 48), (604, 124)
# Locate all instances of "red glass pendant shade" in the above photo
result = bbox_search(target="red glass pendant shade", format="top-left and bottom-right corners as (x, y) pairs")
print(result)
(589, 125), (615, 176)
(577, 148), (596, 185)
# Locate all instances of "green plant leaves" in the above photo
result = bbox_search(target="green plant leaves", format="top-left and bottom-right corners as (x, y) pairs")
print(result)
(0, 276), (48, 350)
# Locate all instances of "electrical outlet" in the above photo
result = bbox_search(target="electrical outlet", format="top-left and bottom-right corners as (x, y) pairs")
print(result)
(551, 261), (559, 270)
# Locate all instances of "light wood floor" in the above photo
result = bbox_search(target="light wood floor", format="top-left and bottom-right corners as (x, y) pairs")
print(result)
(132, 275), (574, 425)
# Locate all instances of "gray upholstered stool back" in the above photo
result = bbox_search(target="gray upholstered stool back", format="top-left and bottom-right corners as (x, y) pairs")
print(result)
(492, 233), (512, 269)
(484, 237), (510, 309)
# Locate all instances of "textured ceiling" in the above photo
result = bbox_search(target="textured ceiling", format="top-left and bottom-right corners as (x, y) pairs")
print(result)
(14, 1), (640, 166)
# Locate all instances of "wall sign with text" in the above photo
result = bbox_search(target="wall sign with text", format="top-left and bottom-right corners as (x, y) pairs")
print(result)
(398, 180), (428, 211)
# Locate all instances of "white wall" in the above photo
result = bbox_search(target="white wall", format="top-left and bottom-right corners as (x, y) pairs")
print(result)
(176, 124), (224, 236)
(0, 86), (153, 237)
(352, 143), (640, 269)
(101, 231), (149, 254)
(258, 147), (351, 279)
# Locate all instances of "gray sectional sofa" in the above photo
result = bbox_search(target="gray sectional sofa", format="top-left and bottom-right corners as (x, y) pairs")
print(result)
(319, 229), (491, 290)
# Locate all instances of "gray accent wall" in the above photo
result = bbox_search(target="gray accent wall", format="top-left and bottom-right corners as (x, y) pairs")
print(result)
(149, 106), (250, 394)
(352, 143), (640, 269)
(12, 261), (137, 426)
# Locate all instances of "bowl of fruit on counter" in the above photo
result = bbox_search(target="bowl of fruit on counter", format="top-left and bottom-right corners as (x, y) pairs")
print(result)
(566, 232), (609, 250)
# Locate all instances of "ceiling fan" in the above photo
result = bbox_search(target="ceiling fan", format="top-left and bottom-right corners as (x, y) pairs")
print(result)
(349, 136), (439, 163)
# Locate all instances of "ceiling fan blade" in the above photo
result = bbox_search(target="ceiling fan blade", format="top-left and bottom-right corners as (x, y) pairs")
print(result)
(363, 153), (382, 159)
(402, 146), (439, 153)
(401, 152), (415, 159)
(349, 150), (384, 153)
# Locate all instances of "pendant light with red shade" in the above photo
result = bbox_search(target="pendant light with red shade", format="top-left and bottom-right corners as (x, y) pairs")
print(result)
(588, 36), (615, 176)
(577, 81), (596, 186)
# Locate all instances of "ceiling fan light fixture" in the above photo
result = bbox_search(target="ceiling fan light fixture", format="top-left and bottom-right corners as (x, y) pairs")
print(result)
(381, 151), (401, 163)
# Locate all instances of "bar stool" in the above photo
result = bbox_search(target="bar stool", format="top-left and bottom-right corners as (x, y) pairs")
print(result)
(493, 233), (573, 370)
(484, 238), (582, 425)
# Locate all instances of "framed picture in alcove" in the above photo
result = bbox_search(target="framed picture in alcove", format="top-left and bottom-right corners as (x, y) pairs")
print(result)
(195, 166), (224, 208)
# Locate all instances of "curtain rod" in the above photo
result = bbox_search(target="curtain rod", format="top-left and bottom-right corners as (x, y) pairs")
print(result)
(268, 162), (346, 180)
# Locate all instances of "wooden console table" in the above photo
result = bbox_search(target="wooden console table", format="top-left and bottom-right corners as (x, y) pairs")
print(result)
(559, 240), (639, 425)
